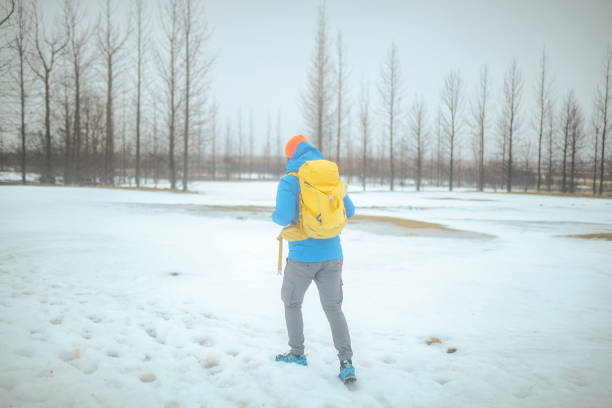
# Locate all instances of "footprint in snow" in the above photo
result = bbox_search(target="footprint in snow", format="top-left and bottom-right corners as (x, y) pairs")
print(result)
(145, 327), (157, 339)
(139, 373), (157, 383)
(203, 358), (219, 369)
(156, 311), (171, 320)
(434, 376), (451, 386)
(88, 315), (103, 324)
(194, 336), (214, 347)
(59, 349), (81, 362)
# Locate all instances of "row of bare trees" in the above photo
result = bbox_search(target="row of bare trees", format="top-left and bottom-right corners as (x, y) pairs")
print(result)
(0, 1), (611, 194)
(300, 2), (611, 195)
(0, 0), (213, 190)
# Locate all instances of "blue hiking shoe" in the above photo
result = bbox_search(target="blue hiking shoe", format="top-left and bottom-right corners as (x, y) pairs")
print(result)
(275, 352), (307, 366)
(338, 359), (356, 384)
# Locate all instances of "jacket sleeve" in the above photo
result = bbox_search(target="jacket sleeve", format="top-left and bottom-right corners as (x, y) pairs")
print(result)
(344, 194), (355, 219)
(272, 175), (299, 226)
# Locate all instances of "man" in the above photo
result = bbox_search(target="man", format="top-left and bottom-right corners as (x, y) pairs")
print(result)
(272, 134), (357, 383)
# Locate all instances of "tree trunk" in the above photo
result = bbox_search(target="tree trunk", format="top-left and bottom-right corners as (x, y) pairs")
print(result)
(19, 47), (26, 185)
(44, 73), (52, 183)
(593, 126), (599, 195)
(562, 117), (569, 193)
(182, 0), (191, 191)
(599, 54), (610, 195)
(105, 52), (114, 186)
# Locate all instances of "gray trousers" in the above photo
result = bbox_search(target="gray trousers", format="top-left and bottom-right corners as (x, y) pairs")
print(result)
(281, 258), (353, 362)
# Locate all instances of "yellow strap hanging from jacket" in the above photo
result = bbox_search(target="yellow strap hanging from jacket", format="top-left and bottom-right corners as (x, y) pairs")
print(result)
(277, 234), (283, 275)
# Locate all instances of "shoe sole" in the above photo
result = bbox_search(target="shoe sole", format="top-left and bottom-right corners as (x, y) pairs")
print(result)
(275, 358), (307, 366)
(341, 374), (357, 384)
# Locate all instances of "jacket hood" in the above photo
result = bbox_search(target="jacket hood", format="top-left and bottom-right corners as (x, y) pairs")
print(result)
(285, 142), (324, 173)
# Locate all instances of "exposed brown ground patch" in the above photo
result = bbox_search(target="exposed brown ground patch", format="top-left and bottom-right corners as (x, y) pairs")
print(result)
(428, 197), (495, 202)
(199, 204), (271, 213)
(425, 337), (442, 345)
(508, 191), (612, 199)
(565, 233), (612, 241)
(350, 214), (454, 231)
(350, 214), (495, 239)
(104, 186), (198, 194)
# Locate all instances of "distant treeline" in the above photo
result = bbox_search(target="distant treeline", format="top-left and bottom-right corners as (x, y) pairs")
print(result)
(0, 0), (610, 195)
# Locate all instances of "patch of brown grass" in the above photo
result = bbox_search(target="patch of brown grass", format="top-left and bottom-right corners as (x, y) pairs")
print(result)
(105, 186), (197, 194)
(565, 233), (612, 241)
(429, 197), (495, 202)
(202, 204), (272, 213)
(508, 191), (612, 199)
(425, 337), (442, 345)
(351, 214), (454, 231)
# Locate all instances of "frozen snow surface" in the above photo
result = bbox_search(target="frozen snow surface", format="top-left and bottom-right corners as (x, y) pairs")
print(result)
(1, 182), (611, 408)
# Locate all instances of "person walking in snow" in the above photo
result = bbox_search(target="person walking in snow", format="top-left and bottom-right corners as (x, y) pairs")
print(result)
(272, 134), (357, 383)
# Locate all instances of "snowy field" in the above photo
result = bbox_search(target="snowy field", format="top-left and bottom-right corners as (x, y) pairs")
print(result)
(1, 182), (611, 408)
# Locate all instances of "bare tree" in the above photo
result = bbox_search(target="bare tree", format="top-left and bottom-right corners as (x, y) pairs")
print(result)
(0, 0), (15, 27)
(60, 62), (72, 185)
(263, 111), (271, 177)
(359, 80), (370, 191)
(441, 70), (463, 191)
(546, 105), (554, 192)
(434, 108), (442, 186)
(158, 0), (182, 189)
(502, 59), (523, 192)
(210, 95), (219, 180)
(560, 91), (577, 193)
(496, 112), (508, 190)
(345, 113), (353, 183)
(302, 1), (333, 153)
(8, 0), (31, 184)
(598, 47), (610, 195)
(65, 0), (93, 184)
(335, 31), (350, 165)
(568, 98), (584, 194)
(134, 0), (146, 187)
(409, 96), (427, 191)
(248, 109), (254, 177)
(472, 65), (490, 191)
(181, 0), (213, 191)
(276, 108), (282, 175)
(379, 42), (402, 191)
(181, 0), (192, 189)
(591, 101), (601, 194)
(29, 1), (68, 183)
(534, 49), (552, 191)
(98, 0), (129, 186)
(224, 119), (231, 180)
(119, 94), (127, 184)
(521, 138), (533, 192)
(151, 95), (160, 186)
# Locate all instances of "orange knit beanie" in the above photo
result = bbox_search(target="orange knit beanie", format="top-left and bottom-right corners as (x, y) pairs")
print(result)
(284, 135), (308, 158)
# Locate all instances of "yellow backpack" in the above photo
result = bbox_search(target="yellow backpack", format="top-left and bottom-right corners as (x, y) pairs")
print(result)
(280, 159), (348, 241)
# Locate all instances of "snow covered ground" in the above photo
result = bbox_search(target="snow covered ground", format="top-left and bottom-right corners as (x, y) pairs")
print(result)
(1, 182), (611, 408)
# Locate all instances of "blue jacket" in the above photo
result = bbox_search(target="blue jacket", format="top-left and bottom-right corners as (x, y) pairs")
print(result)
(272, 141), (355, 262)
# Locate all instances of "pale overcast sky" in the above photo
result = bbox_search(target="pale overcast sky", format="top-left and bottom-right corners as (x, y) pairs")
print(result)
(40, 0), (612, 151)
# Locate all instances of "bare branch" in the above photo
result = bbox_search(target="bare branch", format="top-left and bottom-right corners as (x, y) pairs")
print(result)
(0, 0), (15, 27)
